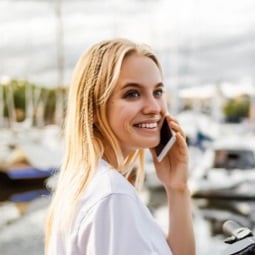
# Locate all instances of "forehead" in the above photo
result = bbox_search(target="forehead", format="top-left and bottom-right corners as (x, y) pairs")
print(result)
(118, 53), (162, 85)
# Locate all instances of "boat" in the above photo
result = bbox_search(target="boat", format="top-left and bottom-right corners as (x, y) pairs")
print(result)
(0, 167), (55, 185)
(0, 182), (50, 202)
(189, 135), (255, 200)
(144, 146), (203, 189)
(0, 143), (57, 186)
(0, 125), (62, 186)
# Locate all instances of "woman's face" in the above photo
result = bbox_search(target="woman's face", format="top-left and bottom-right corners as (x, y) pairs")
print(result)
(106, 53), (167, 157)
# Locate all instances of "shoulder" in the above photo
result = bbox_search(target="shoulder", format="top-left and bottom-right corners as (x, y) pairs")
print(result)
(70, 160), (172, 255)
(90, 159), (137, 197)
(76, 159), (138, 219)
(74, 185), (172, 255)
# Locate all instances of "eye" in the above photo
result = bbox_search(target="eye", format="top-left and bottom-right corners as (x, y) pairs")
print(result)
(153, 88), (164, 97)
(123, 90), (140, 99)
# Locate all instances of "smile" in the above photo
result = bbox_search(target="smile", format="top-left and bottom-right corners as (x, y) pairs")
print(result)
(135, 122), (158, 129)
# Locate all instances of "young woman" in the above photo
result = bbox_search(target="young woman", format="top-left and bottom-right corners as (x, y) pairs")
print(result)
(45, 38), (195, 255)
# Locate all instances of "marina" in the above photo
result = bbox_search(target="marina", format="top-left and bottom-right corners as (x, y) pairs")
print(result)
(1, 83), (255, 255)
(1, 181), (255, 254)
(1, 0), (255, 254)
(0, 90), (255, 254)
(0, 122), (255, 255)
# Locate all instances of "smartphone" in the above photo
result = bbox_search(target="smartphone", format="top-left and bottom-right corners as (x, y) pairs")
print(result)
(154, 118), (176, 162)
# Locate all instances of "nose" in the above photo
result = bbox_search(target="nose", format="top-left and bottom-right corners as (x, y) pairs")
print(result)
(142, 95), (162, 115)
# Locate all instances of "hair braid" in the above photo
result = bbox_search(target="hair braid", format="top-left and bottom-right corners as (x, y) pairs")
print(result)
(80, 45), (108, 159)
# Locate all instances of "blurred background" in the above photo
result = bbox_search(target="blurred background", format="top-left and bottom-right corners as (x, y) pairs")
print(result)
(1, 0), (255, 254)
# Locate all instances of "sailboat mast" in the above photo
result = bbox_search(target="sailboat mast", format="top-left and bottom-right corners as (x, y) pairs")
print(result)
(55, 0), (64, 126)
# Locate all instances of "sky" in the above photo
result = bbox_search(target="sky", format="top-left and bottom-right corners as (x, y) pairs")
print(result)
(0, 0), (255, 88)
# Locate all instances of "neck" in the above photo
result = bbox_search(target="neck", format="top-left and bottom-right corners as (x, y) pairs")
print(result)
(102, 141), (122, 170)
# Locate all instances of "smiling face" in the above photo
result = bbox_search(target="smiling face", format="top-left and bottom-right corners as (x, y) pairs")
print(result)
(106, 53), (167, 157)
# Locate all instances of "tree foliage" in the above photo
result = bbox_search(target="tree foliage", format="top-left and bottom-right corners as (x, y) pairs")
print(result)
(0, 79), (68, 125)
(223, 96), (250, 122)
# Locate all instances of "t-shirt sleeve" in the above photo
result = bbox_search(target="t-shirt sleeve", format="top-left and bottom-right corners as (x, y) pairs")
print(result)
(76, 194), (159, 255)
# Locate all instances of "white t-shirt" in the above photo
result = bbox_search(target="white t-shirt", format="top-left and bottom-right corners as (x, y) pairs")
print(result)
(49, 159), (172, 255)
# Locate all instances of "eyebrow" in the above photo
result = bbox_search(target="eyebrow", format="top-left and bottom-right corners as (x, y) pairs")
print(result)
(121, 82), (164, 90)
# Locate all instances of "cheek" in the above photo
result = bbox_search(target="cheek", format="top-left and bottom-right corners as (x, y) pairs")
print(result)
(108, 106), (135, 134)
(111, 107), (131, 125)
(107, 102), (125, 129)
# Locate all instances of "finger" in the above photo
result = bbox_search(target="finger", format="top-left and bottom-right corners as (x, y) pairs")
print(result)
(165, 115), (179, 124)
(169, 121), (186, 138)
(176, 132), (187, 145)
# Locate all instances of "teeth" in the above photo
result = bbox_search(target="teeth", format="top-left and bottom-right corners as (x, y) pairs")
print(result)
(137, 123), (157, 129)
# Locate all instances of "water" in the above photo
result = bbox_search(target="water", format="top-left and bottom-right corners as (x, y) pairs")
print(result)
(1, 183), (254, 255)
(0, 193), (50, 255)
(0, 178), (50, 255)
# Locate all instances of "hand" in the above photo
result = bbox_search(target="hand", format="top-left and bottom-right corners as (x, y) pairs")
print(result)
(150, 115), (189, 191)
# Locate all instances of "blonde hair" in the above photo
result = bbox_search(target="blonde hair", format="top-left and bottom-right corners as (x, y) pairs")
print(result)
(45, 38), (162, 253)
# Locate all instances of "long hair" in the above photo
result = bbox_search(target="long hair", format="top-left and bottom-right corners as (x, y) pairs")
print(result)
(44, 38), (162, 253)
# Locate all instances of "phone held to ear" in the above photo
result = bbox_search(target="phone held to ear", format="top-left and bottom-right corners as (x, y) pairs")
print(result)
(154, 118), (176, 162)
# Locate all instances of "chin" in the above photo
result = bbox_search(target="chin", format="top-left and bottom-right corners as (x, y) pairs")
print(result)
(139, 141), (159, 149)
